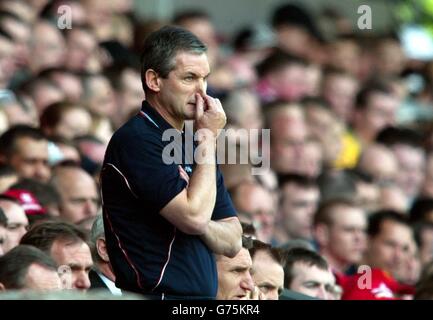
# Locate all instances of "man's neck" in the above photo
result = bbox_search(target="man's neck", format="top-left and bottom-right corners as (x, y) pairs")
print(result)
(97, 262), (116, 283)
(146, 96), (184, 131)
(320, 248), (349, 274)
(272, 226), (290, 245)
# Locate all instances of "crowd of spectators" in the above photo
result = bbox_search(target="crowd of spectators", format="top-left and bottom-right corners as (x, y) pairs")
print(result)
(1, 0), (433, 300)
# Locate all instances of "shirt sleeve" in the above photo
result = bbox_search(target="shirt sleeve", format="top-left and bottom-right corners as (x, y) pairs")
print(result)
(211, 165), (237, 220)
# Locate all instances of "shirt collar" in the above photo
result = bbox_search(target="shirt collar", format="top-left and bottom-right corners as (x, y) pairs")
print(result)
(140, 100), (177, 132)
(97, 271), (122, 296)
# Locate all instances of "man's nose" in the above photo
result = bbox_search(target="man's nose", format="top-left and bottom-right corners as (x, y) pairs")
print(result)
(74, 272), (91, 290)
(395, 247), (407, 263)
(293, 142), (305, 157)
(356, 231), (367, 245)
(317, 285), (329, 300)
(196, 79), (207, 96)
(84, 199), (97, 216)
(240, 272), (255, 292)
(36, 162), (51, 181)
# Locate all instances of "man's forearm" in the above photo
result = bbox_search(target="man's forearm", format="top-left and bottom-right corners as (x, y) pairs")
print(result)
(201, 217), (242, 257)
(186, 136), (217, 226)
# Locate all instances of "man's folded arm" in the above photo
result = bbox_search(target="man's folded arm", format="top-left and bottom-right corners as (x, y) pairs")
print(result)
(160, 145), (217, 235)
(200, 217), (242, 258)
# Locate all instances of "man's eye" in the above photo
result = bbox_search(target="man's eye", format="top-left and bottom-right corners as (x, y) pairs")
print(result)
(7, 224), (22, 230)
(184, 76), (194, 81)
(258, 285), (271, 293)
(304, 283), (319, 289)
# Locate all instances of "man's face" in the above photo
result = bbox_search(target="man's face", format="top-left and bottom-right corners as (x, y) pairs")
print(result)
(1, 18), (30, 68)
(0, 35), (16, 84)
(271, 111), (309, 174)
(273, 63), (308, 102)
(32, 22), (66, 71)
(216, 248), (254, 300)
(56, 169), (99, 224)
(362, 92), (398, 137)
(50, 240), (93, 291)
(376, 40), (405, 76)
(86, 77), (117, 117)
(379, 185), (409, 212)
(325, 206), (367, 265)
(276, 25), (310, 57)
(322, 74), (358, 122)
(55, 108), (92, 140)
(0, 225), (7, 256)
(251, 250), (284, 300)
(234, 184), (276, 243)
(280, 183), (319, 239)
(368, 219), (413, 278)
(158, 51), (210, 122)
(32, 82), (65, 113)
(328, 40), (361, 75)
(359, 146), (398, 185)
(51, 72), (83, 103)
(9, 137), (50, 183)
(393, 144), (425, 198)
(119, 69), (144, 118)
(66, 29), (97, 71)
(1, 201), (28, 253)
(24, 263), (62, 291)
(356, 181), (380, 213)
(289, 262), (335, 299)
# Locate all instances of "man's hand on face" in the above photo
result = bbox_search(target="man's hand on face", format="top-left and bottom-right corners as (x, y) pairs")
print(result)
(194, 93), (226, 138)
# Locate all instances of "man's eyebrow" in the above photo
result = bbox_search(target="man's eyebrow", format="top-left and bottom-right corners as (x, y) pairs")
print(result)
(68, 263), (93, 269)
(184, 71), (197, 76)
(184, 71), (211, 78)
(69, 197), (99, 201)
(258, 281), (275, 288)
(67, 263), (82, 270)
(230, 265), (249, 272)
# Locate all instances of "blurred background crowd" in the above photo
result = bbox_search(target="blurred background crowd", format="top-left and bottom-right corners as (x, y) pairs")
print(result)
(1, 0), (433, 300)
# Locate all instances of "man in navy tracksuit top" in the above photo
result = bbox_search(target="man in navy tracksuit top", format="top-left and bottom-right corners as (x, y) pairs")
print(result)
(100, 26), (242, 299)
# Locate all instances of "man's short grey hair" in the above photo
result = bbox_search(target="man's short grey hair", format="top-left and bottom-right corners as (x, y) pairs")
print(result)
(90, 214), (104, 245)
(90, 214), (104, 264)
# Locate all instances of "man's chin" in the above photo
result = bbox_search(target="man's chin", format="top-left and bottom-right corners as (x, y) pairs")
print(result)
(184, 104), (196, 119)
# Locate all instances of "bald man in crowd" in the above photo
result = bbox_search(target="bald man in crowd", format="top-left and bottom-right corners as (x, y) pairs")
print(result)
(51, 165), (99, 224)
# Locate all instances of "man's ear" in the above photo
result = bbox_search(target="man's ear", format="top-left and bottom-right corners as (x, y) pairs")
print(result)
(314, 224), (330, 247)
(145, 69), (161, 92)
(96, 238), (110, 263)
(0, 282), (5, 292)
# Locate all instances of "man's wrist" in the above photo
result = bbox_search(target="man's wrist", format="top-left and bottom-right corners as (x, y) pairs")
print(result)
(195, 128), (217, 144)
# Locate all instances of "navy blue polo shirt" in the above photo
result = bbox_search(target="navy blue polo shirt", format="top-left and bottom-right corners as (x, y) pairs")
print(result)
(100, 101), (237, 298)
